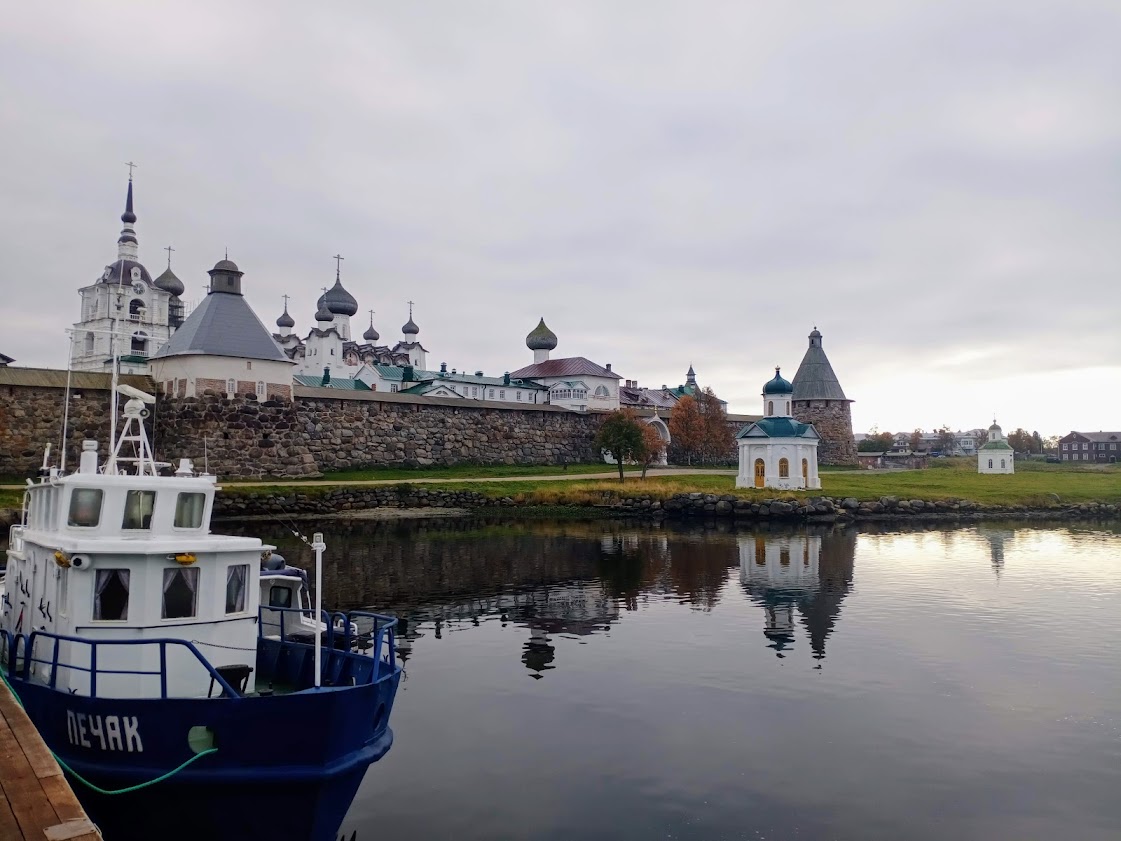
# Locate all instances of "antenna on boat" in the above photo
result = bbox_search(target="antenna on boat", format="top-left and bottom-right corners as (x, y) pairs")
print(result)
(107, 384), (158, 475)
(312, 531), (325, 690)
(59, 329), (77, 472)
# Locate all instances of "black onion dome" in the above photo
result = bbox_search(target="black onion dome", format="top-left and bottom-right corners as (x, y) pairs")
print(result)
(315, 294), (333, 322)
(324, 278), (358, 316)
(762, 367), (794, 395)
(276, 306), (295, 329)
(363, 323), (380, 341)
(98, 259), (153, 287)
(154, 266), (185, 297)
(525, 317), (558, 351)
(402, 316), (419, 335)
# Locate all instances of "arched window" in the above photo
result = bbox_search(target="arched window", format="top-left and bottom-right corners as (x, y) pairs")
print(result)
(130, 332), (147, 355)
(83, 332), (94, 354)
(786, 401), (790, 414)
(767, 401), (774, 415)
(1000, 459), (1006, 469)
(227, 378), (236, 396)
(594, 385), (609, 397)
(988, 459), (993, 469)
(779, 458), (789, 478)
(129, 298), (144, 322)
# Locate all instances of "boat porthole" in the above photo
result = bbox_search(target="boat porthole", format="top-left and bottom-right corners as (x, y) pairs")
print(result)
(187, 725), (216, 754)
(373, 705), (386, 732)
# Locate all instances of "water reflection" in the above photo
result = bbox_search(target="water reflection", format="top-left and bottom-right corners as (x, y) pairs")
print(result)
(738, 529), (855, 659)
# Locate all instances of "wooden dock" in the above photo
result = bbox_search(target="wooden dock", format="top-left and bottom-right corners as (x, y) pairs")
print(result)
(0, 679), (101, 841)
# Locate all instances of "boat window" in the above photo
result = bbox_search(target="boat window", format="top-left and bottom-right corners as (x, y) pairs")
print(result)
(68, 489), (103, 528)
(162, 567), (199, 619)
(225, 564), (248, 614)
(174, 493), (206, 529)
(122, 490), (157, 530)
(93, 569), (130, 621)
(269, 586), (292, 608)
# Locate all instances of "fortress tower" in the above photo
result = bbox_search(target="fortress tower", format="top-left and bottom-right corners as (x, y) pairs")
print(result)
(790, 328), (857, 466)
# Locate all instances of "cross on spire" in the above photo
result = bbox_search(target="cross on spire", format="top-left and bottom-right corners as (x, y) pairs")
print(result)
(282, 293), (291, 309)
(407, 300), (415, 318)
(368, 309), (375, 325)
(333, 253), (344, 280)
(125, 161), (137, 179)
(163, 245), (174, 268)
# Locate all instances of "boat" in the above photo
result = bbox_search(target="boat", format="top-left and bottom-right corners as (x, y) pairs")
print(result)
(0, 380), (402, 840)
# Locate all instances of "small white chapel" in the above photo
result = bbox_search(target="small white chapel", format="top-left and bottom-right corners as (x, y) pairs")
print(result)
(736, 368), (821, 490)
(977, 420), (1015, 474)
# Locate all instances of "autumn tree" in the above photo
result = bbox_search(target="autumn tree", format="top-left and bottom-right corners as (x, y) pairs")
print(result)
(697, 388), (733, 464)
(668, 395), (704, 465)
(909, 429), (923, 451)
(595, 409), (645, 482)
(936, 426), (957, 454)
(1031, 431), (1044, 454)
(638, 423), (665, 479)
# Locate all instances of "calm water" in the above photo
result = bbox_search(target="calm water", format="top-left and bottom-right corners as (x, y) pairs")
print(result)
(207, 519), (1121, 838)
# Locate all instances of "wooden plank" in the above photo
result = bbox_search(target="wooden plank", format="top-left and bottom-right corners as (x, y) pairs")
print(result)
(38, 775), (88, 823)
(0, 790), (23, 841)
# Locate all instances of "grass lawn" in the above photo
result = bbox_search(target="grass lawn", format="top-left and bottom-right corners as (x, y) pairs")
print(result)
(267, 463), (643, 482)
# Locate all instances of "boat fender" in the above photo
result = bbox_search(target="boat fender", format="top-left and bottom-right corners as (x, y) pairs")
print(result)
(70, 555), (92, 571)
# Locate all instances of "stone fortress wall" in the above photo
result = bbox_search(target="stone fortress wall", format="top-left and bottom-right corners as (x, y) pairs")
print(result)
(793, 400), (858, 466)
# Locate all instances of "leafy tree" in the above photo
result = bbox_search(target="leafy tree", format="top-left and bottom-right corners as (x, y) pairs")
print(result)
(638, 423), (665, 479)
(858, 431), (894, 452)
(668, 395), (704, 465)
(936, 426), (956, 454)
(1031, 431), (1044, 454)
(909, 429), (923, 451)
(596, 409), (645, 482)
(1043, 435), (1059, 453)
(698, 387), (733, 464)
(1006, 428), (1033, 453)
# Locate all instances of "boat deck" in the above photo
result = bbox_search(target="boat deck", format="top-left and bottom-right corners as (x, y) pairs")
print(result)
(0, 679), (101, 841)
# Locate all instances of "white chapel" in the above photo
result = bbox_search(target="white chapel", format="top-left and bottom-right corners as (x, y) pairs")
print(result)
(736, 368), (821, 490)
(977, 420), (1015, 474)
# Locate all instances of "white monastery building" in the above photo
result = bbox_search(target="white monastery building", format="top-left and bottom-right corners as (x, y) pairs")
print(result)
(977, 420), (1015, 474)
(151, 259), (294, 400)
(72, 177), (186, 374)
(736, 368), (821, 490)
(508, 319), (621, 412)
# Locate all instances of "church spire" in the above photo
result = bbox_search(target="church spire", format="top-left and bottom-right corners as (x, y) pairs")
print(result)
(117, 165), (139, 261)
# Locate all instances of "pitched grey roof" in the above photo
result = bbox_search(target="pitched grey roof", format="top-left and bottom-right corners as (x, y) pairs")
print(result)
(509, 357), (621, 380)
(153, 291), (291, 363)
(791, 331), (849, 401)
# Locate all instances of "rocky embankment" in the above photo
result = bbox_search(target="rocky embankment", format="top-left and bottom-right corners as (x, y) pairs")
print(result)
(2, 490), (1116, 530)
(205, 488), (1119, 523)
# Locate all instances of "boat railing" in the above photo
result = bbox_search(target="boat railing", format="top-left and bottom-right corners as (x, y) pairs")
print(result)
(4, 629), (241, 699)
(258, 606), (397, 680)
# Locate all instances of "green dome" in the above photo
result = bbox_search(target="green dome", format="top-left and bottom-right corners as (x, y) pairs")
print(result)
(762, 367), (793, 395)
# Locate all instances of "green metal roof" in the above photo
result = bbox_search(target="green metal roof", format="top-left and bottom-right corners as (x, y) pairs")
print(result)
(293, 375), (371, 390)
(736, 417), (818, 440)
(979, 440), (1013, 450)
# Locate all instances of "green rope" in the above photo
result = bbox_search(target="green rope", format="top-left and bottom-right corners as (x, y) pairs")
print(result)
(1, 665), (218, 795)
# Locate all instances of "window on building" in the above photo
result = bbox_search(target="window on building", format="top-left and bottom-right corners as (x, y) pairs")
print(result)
(488, 389), (495, 399)
(472, 387), (478, 397)
(1112, 444), (1117, 451)
(256, 381), (266, 399)
(390, 384), (398, 392)
(1083, 443), (1088, 450)
(84, 332), (94, 354)
(227, 378), (236, 395)
(162, 567), (199, 619)
(786, 402), (790, 414)
(517, 391), (522, 401)
(129, 298), (144, 321)
(594, 385), (609, 397)
(1001, 459), (1006, 469)
(93, 569), (130, 621)
(225, 564), (248, 614)
(1062, 443), (1068, 451)
(780, 547), (790, 566)
(778, 458), (789, 478)
(122, 490), (156, 530)
(499, 390), (505, 399)
(247, 361), (252, 370)
(755, 540), (765, 565)
(1063, 453), (1069, 460)
(768, 401), (774, 415)
(988, 459), (993, 468)
(67, 488), (103, 527)
(174, 493), (206, 529)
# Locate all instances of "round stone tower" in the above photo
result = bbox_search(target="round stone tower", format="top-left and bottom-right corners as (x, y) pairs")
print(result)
(790, 328), (857, 466)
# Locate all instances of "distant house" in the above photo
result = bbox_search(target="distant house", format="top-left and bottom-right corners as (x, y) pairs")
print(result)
(1058, 431), (1121, 463)
(0, 353), (13, 366)
(857, 451), (928, 470)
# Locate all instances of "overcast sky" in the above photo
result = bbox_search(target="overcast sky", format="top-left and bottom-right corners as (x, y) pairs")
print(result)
(3, 1), (1118, 436)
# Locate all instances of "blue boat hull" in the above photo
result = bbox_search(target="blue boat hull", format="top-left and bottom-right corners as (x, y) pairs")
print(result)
(13, 669), (400, 841)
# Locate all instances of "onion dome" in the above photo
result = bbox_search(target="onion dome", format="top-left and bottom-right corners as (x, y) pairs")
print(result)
(762, 367), (793, 395)
(324, 277), (358, 316)
(276, 303), (295, 329)
(315, 294), (333, 322)
(402, 316), (419, 335)
(154, 266), (185, 297)
(525, 317), (558, 351)
(363, 312), (379, 341)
